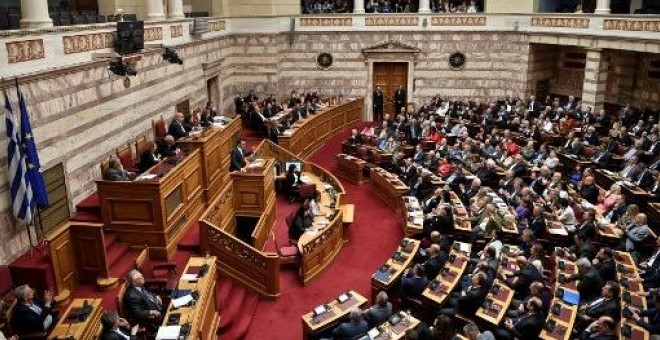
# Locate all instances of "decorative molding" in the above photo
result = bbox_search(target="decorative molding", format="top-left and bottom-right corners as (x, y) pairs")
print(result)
(208, 21), (225, 31)
(362, 41), (420, 61)
(431, 16), (486, 26)
(205, 226), (267, 268)
(62, 32), (115, 54)
(144, 27), (163, 41)
(170, 25), (183, 38)
(6, 39), (45, 64)
(300, 17), (352, 27)
(603, 19), (660, 32)
(365, 16), (419, 26)
(531, 17), (589, 28)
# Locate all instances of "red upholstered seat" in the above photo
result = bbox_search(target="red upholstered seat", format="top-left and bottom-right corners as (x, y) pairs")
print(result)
(298, 183), (316, 199)
(153, 116), (167, 140)
(117, 145), (136, 172)
(279, 246), (298, 257)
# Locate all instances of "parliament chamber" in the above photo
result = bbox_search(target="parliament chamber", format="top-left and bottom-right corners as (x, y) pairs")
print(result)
(1, 0), (660, 339)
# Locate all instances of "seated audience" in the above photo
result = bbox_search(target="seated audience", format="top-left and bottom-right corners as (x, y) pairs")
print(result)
(333, 308), (368, 339)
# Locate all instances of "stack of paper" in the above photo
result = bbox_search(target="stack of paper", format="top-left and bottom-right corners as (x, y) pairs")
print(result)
(156, 326), (181, 340)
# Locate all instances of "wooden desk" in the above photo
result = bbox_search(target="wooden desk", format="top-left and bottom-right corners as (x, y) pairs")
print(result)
(336, 154), (367, 185)
(97, 149), (204, 259)
(297, 170), (346, 285)
(372, 239), (421, 293)
(301, 291), (368, 339)
(402, 197), (423, 237)
(177, 117), (240, 203)
(450, 193), (472, 234)
(49, 298), (103, 340)
(540, 252), (579, 340)
(594, 169), (652, 208)
(280, 99), (363, 159)
(161, 256), (218, 340)
(371, 312), (420, 340)
(556, 153), (594, 178)
(615, 251), (650, 340)
(476, 245), (519, 326)
(423, 242), (472, 306)
(370, 167), (409, 212)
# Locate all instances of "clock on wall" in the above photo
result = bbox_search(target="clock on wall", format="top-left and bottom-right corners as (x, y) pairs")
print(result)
(317, 53), (333, 69)
(449, 52), (466, 70)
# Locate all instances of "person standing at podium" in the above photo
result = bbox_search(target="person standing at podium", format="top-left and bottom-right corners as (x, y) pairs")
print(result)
(230, 139), (247, 172)
(123, 270), (165, 331)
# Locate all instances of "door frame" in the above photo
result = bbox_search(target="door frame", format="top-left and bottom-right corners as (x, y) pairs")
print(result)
(363, 42), (419, 121)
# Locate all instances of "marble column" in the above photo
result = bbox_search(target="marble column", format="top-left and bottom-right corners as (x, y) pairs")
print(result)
(595, 0), (611, 14)
(167, 0), (185, 19)
(354, 0), (365, 13)
(418, 0), (431, 13)
(20, 0), (53, 29)
(145, 0), (166, 20)
(581, 49), (609, 112)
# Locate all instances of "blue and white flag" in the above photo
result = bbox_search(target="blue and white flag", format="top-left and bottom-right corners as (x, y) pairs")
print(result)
(4, 90), (33, 224)
(18, 90), (48, 208)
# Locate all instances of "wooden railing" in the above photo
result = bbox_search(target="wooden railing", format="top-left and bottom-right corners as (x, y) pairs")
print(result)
(279, 98), (363, 159)
(200, 220), (280, 299)
(251, 193), (276, 250)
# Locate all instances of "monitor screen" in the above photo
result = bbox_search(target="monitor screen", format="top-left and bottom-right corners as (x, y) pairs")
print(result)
(285, 161), (302, 172)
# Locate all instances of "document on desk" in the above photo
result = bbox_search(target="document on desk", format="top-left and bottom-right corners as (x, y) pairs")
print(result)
(172, 294), (193, 308)
(156, 326), (181, 340)
(135, 174), (158, 181)
(181, 274), (198, 281)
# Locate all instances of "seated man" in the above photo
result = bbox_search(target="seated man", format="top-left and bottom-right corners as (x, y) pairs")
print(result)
(168, 112), (190, 140)
(463, 321), (495, 340)
(501, 257), (543, 299)
(10, 284), (57, 335)
(157, 135), (179, 158)
(629, 289), (660, 334)
(495, 297), (545, 340)
(347, 129), (362, 145)
(574, 281), (619, 335)
(621, 213), (652, 261)
(363, 291), (392, 327)
(566, 257), (605, 304)
(400, 264), (429, 299)
(506, 281), (549, 318)
(441, 272), (488, 317)
(333, 308), (369, 340)
(579, 316), (618, 340)
(104, 159), (133, 181)
(100, 310), (138, 340)
(421, 244), (448, 279)
(122, 269), (165, 330)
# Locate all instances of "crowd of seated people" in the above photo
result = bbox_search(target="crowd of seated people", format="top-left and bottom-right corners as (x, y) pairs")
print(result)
(431, 0), (482, 13)
(302, 0), (353, 13)
(335, 92), (660, 339)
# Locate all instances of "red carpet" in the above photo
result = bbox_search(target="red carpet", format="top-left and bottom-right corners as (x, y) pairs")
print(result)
(245, 125), (404, 340)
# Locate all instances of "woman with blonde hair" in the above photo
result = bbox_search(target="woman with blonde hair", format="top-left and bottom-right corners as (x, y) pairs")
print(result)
(596, 183), (622, 215)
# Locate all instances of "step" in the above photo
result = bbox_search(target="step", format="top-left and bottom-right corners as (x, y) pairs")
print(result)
(103, 234), (119, 249)
(110, 249), (138, 279)
(222, 292), (259, 340)
(96, 277), (120, 291)
(218, 285), (247, 331)
(106, 243), (130, 270)
(216, 278), (234, 311)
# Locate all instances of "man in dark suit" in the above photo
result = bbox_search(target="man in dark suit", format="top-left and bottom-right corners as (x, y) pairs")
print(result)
(630, 290), (660, 334)
(100, 311), (138, 340)
(528, 206), (547, 239)
(634, 163), (654, 189)
(496, 297), (545, 339)
(569, 258), (605, 303)
(333, 308), (369, 339)
(579, 316), (618, 340)
(591, 144), (613, 169)
(593, 248), (616, 282)
(104, 159), (133, 181)
(477, 159), (499, 184)
(441, 272), (489, 317)
(635, 237), (660, 289)
(422, 244), (448, 279)
(373, 86), (384, 121)
(347, 129), (363, 145)
(502, 256), (543, 299)
(508, 155), (527, 178)
(122, 270), (165, 330)
(363, 292), (392, 327)
(394, 85), (406, 116)
(574, 282), (620, 334)
(10, 284), (57, 335)
(168, 112), (190, 140)
(230, 139), (247, 172)
(400, 264), (429, 299)
(157, 135), (178, 158)
(527, 95), (542, 113)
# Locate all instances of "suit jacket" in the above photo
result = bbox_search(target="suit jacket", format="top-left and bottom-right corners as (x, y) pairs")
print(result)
(511, 312), (544, 339)
(423, 252), (448, 279)
(625, 223), (652, 252)
(592, 151), (612, 168)
(457, 285), (488, 315)
(230, 147), (245, 171)
(577, 221), (597, 240)
(100, 328), (136, 340)
(347, 134), (362, 145)
(576, 268), (605, 303)
(400, 275), (428, 298)
(510, 264), (543, 298)
(122, 286), (162, 326)
(394, 89), (406, 105)
(333, 320), (369, 340)
(156, 141), (177, 158)
(529, 216), (546, 239)
(167, 121), (189, 140)
(509, 162), (527, 178)
(478, 169), (498, 184)
(580, 185), (599, 205)
(11, 299), (53, 334)
(364, 303), (392, 326)
(634, 169), (654, 189)
(594, 259), (616, 282)
(585, 298), (619, 320)
(104, 168), (131, 181)
(138, 150), (159, 173)
(373, 91), (384, 107)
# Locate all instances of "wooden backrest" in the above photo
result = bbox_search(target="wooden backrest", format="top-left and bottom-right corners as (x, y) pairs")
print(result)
(116, 144), (135, 170)
(134, 247), (148, 271)
(116, 280), (127, 318)
(153, 115), (167, 139)
(100, 157), (111, 178)
(135, 136), (147, 159)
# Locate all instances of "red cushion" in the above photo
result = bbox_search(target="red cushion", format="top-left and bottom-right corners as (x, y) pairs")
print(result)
(155, 121), (167, 139)
(279, 246), (298, 257)
(118, 151), (136, 171)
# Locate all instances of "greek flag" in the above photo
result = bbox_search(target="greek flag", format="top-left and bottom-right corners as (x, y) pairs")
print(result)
(4, 90), (33, 224)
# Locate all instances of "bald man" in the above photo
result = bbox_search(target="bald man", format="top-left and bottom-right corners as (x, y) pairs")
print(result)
(168, 112), (190, 140)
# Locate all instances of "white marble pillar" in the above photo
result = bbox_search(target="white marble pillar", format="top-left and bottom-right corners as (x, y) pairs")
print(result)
(354, 0), (365, 13)
(595, 0), (611, 14)
(145, 0), (166, 20)
(20, 0), (53, 29)
(167, 0), (185, 19)
(418, 0), (431, 13)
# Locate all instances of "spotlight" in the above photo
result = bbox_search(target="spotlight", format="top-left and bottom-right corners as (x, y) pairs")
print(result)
(163, 48), (183, 65)
(109, 58), (137, 76)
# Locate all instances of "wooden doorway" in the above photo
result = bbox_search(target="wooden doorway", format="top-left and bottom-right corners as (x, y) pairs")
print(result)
(373, 62), (408, 116)
(207, 76), (219, 111)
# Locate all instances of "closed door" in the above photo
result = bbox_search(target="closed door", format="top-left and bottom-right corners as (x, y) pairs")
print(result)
(373, 62), (408, 116)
